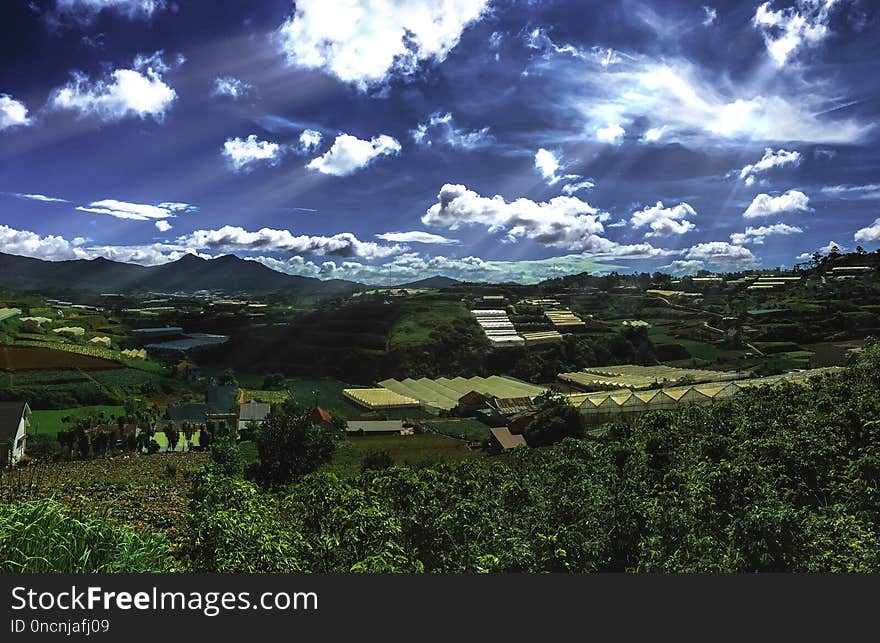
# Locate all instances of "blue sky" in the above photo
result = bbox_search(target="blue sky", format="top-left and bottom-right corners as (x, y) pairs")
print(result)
(1, 0), (878, 284)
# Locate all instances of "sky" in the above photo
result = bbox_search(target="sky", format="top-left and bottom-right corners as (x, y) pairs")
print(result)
(1, 0), (879, 285)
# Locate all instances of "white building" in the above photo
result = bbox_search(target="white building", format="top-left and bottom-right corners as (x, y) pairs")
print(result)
(0, 402), (31, 466)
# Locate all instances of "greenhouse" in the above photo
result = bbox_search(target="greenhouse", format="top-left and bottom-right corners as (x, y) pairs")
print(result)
(377, 375), (545, 412)
(559, 364), (744, 391)
(578, 368), (842, 423)
(343, 388), (421, 410)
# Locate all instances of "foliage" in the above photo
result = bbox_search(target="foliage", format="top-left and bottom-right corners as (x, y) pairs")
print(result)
(0, 498), (167, 573)
(182, 342), (880, 572)
(360, 450), (394, 473)
(253, 401), (341, 488)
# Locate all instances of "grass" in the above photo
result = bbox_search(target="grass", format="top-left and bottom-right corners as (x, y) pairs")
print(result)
(0, 498), (168, 573)
(426, 418), (491, 441)
(29, 405), (125, 438)
(389, 299), (471, 349)
(324, 433), (481, 478)
(284, 377), (363, 418)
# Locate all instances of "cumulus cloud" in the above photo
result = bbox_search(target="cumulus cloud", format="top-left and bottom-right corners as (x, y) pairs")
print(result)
(0, 224), (89, 261)
(276, 0), (491, 89)
(685, 241), (758, 268)
(743, 189), (811, 218)
(854, 219), (880, 243)
(76, 199), (197, 221)
(596, 123), (625, 145)
(752, 0), (847, 67)
(12, 193), (69, 203)
(375, 231), (458, 245)
(306, 133), (400, 176)
(630, 201), (697, 237)
(662, 259), (706, 275)
(422, 183), (667, 257)
(252, 251), (624, 286)
(822, 184), (880, 200)
(729, 223), (803, 245)
(797, 240), (849, 259)
(739, 148), (802, 186)
(155, 220), (172, 233)
(641, 125), (668, 143)
(53, 0), (167, 23)
(298, 129), (323, 154)
(211, 77), (254, 100)
(50, 53), (178, 122)
(411, 112), (493, 150)
(179, 225), (402, 259)
(0, 94), (31, 131)
(222, 135), (283, 172)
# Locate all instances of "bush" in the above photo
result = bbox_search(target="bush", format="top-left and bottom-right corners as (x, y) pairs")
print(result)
(253, 402), (341, 489)
(360, 450), (394, 473)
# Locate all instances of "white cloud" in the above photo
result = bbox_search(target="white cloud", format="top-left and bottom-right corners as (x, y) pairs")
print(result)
(306, 133), (400, 176)
(752, 0), (846, 67)
(730, 223), (803, 245)
(298, 129), (323, 153)
(76, 199), (196, 221)
(739, 148), (802, 185)
(796, 240), (849, 259)
(253, 251), (624, 285)
(375, 231), (458, 245)
(54, 0), (167, 22)
(12, 193), (69, 203)
(211, 77), (254, 100)
(155, 220), (172, 233)
(0, 94), (31, 131)
(422, 183), (668, 256)
(179, 225), (402, 259)
(854, 219), (880, 243)
(222, 135), (283, 172)
(534, 148), (562, 183)
(560, 180), (595, 195)
(822, 184), (880, 200)
(536, 48), (871, 146)
(641, 125), (668, 143)
(743, 189), (811, 218)
(276, 0), (491, 89)
(685, 241), (758, 269)
(662, 259), (706, 275)
(411, 112), (493, 149)
(0, 224), (89, 261)
(50, 53), (177, 122)
(702, 6), (717, 27)
(596, 123), (625, 145)
(534, 148), (592, 193)
(631, 201), (697, 237)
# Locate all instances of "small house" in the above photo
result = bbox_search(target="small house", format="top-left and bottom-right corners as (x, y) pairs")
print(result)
(239, 400), (271, 431)
(489, 427), (527, 451)
(346, 420), (405, 435)
(0, 402), (31, 466)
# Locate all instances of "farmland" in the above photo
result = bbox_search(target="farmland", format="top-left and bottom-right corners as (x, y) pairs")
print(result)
(0, 346), (121, 371)
(29, 405), (125, 438)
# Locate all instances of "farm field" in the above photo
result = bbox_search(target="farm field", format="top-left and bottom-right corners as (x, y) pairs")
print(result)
(29, 405), (125, 438)
(325, 433), (481, 478)
(389, 299), (472, 349)
(0, 453), (208, 538)
(426, 418), (492, 441)
(0, 346), (121, 371)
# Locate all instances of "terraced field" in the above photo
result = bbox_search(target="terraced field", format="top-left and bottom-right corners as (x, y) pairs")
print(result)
(0, 346), (121, 371)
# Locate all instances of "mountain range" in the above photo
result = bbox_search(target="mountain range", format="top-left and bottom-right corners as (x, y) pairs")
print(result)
(0, 252), (372, 296)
